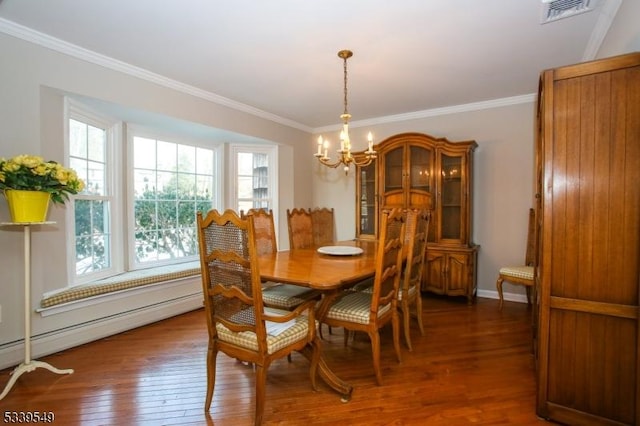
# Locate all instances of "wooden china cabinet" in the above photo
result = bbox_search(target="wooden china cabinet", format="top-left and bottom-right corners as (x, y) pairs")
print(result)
(355, 132), (478, 303)
(535, 52), (640, 425)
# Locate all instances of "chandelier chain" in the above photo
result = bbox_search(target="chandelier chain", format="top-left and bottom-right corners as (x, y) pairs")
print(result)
(343, 54), (349, 116)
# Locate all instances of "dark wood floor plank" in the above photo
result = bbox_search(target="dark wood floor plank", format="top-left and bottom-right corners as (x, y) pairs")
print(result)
(0, 296), (549, 425)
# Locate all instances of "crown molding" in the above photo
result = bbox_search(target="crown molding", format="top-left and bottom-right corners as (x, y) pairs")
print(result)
(0, 17), (311, 133)
(313, 93), (537, 133)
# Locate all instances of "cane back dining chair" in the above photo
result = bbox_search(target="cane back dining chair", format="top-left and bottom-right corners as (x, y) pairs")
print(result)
(398, 209), (430, 351)
(287, 208), (314, 249)
(241, 208), (320, 310)
(196, 209), (321, 425)
(319, 208), (405, 385)
(310, 207), (335, 246)
(350, 209), (430, 350)
(496, 208), (536, 309)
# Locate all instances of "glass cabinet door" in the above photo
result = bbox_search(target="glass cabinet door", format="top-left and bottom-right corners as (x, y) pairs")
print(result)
(381, 146), (405, 209)
(408, 145), (433, 210)
(356, 161), (377, 238)
(384, 147), (403, 192)
(409, 145), (432, 193)
(440, 153), (463, 240)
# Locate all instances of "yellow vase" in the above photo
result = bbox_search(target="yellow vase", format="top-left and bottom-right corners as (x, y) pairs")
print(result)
(4, 189), (51, 223)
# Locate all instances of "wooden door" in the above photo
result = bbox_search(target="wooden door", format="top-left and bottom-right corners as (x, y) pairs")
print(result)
(536, 53), (640, 425)
(424, 250), (446, 294)
(445, 252), (470, 295)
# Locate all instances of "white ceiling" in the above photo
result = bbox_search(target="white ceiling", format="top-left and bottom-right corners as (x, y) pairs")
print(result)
(0, 0), (619, 132)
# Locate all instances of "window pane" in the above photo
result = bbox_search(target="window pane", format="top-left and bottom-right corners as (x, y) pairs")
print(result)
(196, 148), (213, 174)
(88, 125), (105, 162)
(157, 171), (177, 197)
(178, 144), (196, 173)
(177, 173), (196, 200)
(70, 157), (88, 192)
(157, 141), (176, 171)
(179, 227), (197, 257)
(177, 200), (196, 226)
(235, 149), (271, 213)
(238, 152), (253, 175)
(135, 200), (157, 231)
(134, 169), (156, 197)
(135, 230), (159, 263)
(238, 176), (253, 198)
(133, 137), (156, 169)
(133, 136), (215, 267)
(69, 119), (87, 158)
(196, 176), (212, 199)
(75, 199), (110, 274)
(87, 160), (105, 195)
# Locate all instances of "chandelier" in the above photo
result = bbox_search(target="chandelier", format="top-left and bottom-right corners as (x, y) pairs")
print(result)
(314, 50), (376, 173)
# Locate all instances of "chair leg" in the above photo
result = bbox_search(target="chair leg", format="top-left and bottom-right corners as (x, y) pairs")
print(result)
(254, 364), (267, 426)
(392, 311), (402, 365)
(204, 347), (217, 411)
(369, 330), (383, 386)
(415, 294), (425, 337)
(401, 302), (412, 351)
(525, 285), (532, 305)
(496, 276), (505, 310)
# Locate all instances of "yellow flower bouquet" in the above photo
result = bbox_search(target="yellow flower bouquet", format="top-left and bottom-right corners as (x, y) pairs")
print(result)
(0, 155), (85, 205)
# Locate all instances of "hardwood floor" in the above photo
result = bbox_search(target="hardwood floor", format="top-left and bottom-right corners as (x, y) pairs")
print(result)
(0, 296), (550, 425)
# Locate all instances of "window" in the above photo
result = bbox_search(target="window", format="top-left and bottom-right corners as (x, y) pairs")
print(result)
(68, 111), (118, 284)
(131, 135), (216, 268)
(231, 145), (277, 213)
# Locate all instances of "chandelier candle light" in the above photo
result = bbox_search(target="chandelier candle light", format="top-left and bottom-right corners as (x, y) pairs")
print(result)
(315, 50), (376, 174)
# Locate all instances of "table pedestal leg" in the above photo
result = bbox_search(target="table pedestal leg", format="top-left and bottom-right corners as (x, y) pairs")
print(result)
(298, 345), (352, 402)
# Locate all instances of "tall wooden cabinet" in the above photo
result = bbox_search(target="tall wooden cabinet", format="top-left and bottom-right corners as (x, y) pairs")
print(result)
(535, 52), (640, 425)
(355, 132), (478, 303)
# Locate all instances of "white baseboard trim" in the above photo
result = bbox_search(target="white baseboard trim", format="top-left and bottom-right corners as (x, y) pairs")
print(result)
(0, 293), (203, 370)
(476, 289), (529, 304)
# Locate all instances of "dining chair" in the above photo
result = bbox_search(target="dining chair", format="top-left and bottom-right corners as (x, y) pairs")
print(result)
(287, 208), (314, 249)
(310, 207), (335, 246)
(319, 208), (405, 385)
(397, 209), (430, 351)
(197, 209), (321, 425)
(496, 208), (535, 309)
(242, 208), (320, 310)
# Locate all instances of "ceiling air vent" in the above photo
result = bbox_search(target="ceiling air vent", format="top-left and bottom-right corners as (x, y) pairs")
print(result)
(541, 0), (597, 24)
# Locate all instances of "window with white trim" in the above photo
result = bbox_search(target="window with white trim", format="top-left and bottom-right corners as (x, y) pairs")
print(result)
(130, 134), (217, 268)
(231, 145), (277, 213)
(69, 111), (118, 284)
(68, 103), (221, 287)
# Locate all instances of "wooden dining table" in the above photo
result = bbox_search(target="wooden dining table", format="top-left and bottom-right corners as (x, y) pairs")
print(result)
(257, 239), (377, 401)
